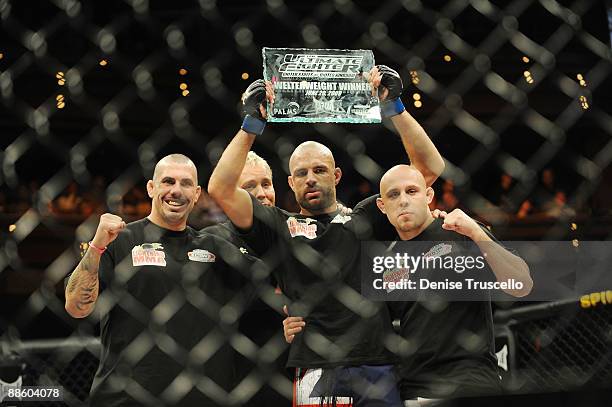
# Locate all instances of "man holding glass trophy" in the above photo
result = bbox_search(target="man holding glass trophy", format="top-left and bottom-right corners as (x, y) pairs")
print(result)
(208, 47), (445, 407)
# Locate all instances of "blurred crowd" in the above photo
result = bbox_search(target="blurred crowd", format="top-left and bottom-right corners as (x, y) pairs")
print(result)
(0, 176), (226, 229)
(0, 168), (591, 226)
(346, 168), (580, 222)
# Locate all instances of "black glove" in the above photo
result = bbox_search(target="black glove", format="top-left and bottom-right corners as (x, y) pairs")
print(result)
(377, 65), (403, 100)
(242, 79), (267, 121)
(377, 65), (405, 118)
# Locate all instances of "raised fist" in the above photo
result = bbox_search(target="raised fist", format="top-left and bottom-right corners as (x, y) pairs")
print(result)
(369, 65), (403, 101)
(439, 208), (484, 241)
(378, 65), (403, 100)
(91, 213), (126, 249)
(241, 79), (274, 120)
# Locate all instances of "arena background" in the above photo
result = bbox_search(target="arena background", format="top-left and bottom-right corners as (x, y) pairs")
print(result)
(1, 0), (611, 405)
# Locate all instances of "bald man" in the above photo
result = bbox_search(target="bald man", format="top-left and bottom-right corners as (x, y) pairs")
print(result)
(377, 165), (532, 401)
(209, 67), (444, 406)
(365, 165), (532, 402)
(66, 154), (261, 407)
(286, 165), (532, 403)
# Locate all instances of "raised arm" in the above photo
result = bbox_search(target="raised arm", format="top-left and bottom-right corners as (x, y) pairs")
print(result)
(208, 80), (272, 230)
(371, 65), (445, 187)
(390, 111), (444, 187)
(65, 213), (125, 318)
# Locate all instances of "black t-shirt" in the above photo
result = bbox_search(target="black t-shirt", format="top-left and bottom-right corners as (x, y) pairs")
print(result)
(90, 218), (258, 407)
(202, 222), (291, 406)
(236, 195), (396, 368)
(202, 222), (253, 254)
(354, 196), (502, 399)
(203, 221), (281, 293)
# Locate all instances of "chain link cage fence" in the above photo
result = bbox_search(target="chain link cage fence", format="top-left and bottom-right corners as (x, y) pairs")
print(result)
(1, 0), (612, 405)
(495, 299), (612, 394)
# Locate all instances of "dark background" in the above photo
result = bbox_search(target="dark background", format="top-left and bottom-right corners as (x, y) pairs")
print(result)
(1, 0), (610, 336)
(0, 1), (611, 404)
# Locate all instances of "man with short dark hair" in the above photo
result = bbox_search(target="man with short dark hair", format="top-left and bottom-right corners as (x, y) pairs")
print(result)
(66, 154), (260, 407)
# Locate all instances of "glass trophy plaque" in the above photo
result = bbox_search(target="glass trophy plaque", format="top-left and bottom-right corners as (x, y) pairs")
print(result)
(262, 47), (381, 123)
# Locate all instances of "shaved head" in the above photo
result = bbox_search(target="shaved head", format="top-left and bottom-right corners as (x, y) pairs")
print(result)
(289, 141), (335, 172)
(287, 141), (341, 216)
(379, 165), (427, 194)
(377, 164), (434, 240)
(147, 153), (201, 231)
(153, 154), (198, 183)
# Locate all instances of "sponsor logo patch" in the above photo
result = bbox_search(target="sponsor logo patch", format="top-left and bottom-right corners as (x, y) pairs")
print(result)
(330, 213), (351, 224)
(188, 249), (216, 263)
(424, 243), (452, 258)
(382, 267), (410, 293)
(287, 217), (317, 239)
(132, 243), (166, 267)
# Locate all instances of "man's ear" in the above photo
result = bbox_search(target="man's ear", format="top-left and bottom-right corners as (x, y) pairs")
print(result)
(376, 197), (386, 214)
(146, 180), (154, 198)
(287, 175), (295, 191)
(194, 185), (202, 203)
(334, 167), (342, 186)
(426, 187), (435, 205)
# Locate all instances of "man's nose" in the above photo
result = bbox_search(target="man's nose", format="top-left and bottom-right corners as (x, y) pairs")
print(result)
(254, 185), (266, 200)
(170, 183), (182, 196)
(305, 171), (317, 186)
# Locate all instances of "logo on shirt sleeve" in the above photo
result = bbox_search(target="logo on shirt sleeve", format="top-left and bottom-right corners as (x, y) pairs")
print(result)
(330, 213), (351, 224)
(424, 243), (452, 258)
(188, 249), (216, 263)
(132, 243), (166, 267)
(382, 267), (410, 293)
(286, 217), (317, 239)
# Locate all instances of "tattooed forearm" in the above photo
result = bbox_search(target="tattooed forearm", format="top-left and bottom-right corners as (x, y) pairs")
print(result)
(77, 286), (97, 305)
(75, 300), (95, 311)
(67, 250), (99, 292)
(65, 249), (101, 317)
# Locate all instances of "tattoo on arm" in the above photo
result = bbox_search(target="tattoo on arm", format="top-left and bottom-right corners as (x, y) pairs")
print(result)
(66, 249), (100, 313)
